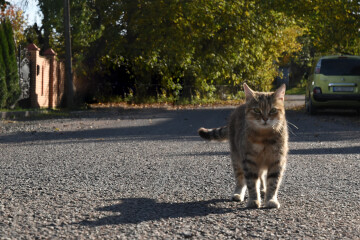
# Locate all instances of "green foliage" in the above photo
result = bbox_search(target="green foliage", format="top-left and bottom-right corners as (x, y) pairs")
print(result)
(268, 0), (360, 56)
(307, 0), (360, 55)
(0, 19), (20, 107)
(0, 24), (7, 108)
(32, 0), (359, 103)
(0, 0), (8, 11)
(3, 19), (20, 106)
(94, 0), (303, 96)
(0, 21), (10, 77)
(0, 22), (10, 106)
(37, 0), (104, 69)
(24, 23), (42, 46)
(37, 0), (63, 50)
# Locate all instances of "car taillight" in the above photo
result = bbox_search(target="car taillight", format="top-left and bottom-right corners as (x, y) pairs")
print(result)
(313, 87), (322, 94)
(315, 67), (320, 74)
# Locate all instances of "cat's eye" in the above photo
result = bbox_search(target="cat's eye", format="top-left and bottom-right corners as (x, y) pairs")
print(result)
(253, 108), (261, 114)
(269, 108), (277, 114)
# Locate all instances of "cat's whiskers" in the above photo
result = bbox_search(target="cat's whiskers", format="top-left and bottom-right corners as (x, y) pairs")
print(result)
(287, 125), (296, 136)
(286, 120), (298, 136)
(287, 121), (299, 129)
(271, 120), (289, 135)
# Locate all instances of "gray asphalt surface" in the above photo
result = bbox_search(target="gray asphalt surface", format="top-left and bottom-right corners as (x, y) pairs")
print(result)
(0, 103), (359, 239)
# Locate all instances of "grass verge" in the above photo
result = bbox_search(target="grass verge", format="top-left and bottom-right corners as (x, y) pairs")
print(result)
(286, 86), (306, 95)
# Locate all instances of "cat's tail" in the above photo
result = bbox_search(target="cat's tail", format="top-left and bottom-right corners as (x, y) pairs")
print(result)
(198, 126), (228, 141)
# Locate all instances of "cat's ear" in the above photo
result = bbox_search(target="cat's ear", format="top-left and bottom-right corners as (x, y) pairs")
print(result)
(243, 83), (255, 101)
(274, 84), (286, 101)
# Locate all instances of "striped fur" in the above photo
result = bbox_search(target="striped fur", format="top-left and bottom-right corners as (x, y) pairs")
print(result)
(199, 83), (288, 209)
(198, 126), (228, 141)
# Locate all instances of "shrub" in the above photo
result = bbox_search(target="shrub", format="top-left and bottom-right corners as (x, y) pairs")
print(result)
(0, 23), (7, 107)
(0, 19), (20, 108)
(3, 19), (20, 106)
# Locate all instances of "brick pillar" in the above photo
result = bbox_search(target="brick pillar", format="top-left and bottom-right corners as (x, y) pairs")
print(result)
(44, 48), (57, 108)
(27, 43), (40, 108)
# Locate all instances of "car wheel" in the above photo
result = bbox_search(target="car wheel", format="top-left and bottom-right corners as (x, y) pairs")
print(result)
(305, 96), (309, 112)
(307, 97), (317, 115)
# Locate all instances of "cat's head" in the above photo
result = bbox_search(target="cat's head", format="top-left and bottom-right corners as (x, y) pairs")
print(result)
(243, 83), (286, 131)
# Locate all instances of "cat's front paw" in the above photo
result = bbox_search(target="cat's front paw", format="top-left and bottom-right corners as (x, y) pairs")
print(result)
(265, 199), (280, 209)
(232, 194), (244, 202)
(246, 199), (261, 208)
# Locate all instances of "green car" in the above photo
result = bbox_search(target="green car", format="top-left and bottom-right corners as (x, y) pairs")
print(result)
(305, 55), (360, 114)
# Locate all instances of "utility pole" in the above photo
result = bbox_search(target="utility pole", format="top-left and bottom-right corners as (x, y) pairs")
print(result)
(64, 0), (74, 108)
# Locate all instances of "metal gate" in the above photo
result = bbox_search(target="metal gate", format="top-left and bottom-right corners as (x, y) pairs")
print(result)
(17, 46), (30, 100)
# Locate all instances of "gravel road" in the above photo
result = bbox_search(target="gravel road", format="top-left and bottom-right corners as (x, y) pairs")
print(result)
(0, 104), (359, 239)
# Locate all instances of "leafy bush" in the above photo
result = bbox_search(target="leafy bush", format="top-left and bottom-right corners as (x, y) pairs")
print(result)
(0, 19), (20, 108)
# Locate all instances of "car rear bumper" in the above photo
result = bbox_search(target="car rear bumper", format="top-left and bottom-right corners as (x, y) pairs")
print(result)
(313, 93), (360, 101)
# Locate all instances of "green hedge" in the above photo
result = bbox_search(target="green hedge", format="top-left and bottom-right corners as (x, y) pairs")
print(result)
(0, 19), (20, 108)
(0, 23), (8, 108)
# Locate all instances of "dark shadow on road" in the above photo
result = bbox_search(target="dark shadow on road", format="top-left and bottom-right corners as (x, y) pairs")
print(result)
(289, 146), (360, 155)
(77, 198), (233, 226)
(169, 151), (229, 157)
(169, 145), (360, 158)
(0, 108), (232, 144)
(1, 108), (359, 145)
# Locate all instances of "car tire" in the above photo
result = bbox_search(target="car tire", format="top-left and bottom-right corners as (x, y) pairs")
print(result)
(307, 96), (317, 115)
(305, 96), (309, 112)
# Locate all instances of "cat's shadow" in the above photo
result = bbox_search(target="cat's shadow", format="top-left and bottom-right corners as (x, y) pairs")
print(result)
(77, 198), (240, 226)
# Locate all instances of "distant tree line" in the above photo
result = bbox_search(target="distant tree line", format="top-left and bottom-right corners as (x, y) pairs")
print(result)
(3, 0), (360, 105)
(30, 0), (305, 101)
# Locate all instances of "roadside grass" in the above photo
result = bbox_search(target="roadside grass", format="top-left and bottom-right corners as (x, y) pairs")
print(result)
(90, 98), (245, 110)
(1, 86), (305, 117)
(35, 109), (70, 118)
(286, 86), (306, 95)
(0, 107), (38, 112)
(93, 85), (306, 109)
(0, 108), (71, 120)
(94, 91), (246, 108)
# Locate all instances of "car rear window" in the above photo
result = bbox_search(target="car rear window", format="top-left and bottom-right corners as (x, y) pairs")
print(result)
(319, 58), (360, 76)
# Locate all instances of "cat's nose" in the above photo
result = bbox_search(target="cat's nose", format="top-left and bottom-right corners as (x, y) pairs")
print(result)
(262, 116), (268, 122)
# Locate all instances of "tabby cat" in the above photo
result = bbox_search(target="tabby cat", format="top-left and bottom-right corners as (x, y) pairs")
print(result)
(198, 83), (288, 208)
